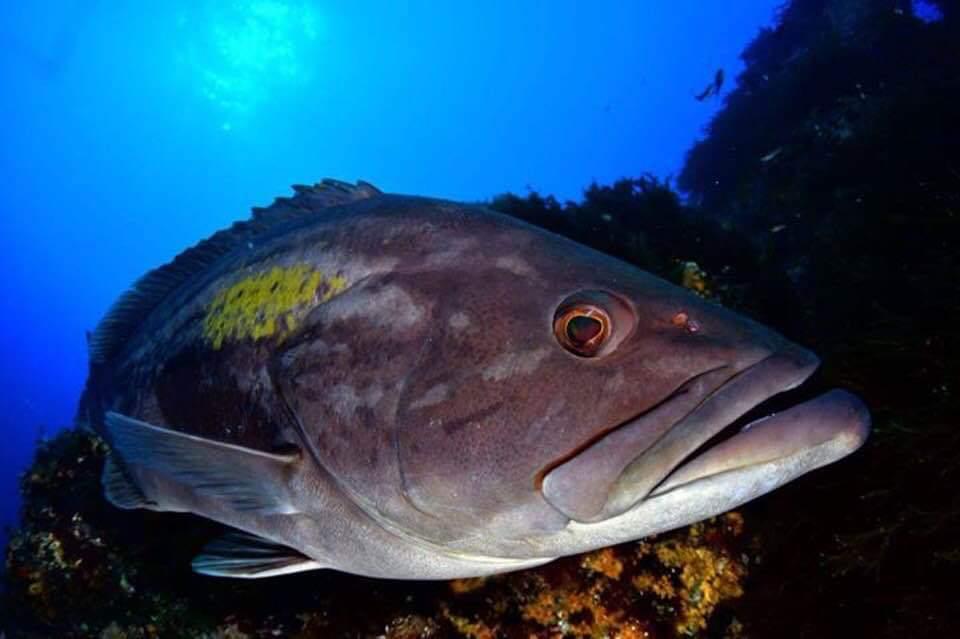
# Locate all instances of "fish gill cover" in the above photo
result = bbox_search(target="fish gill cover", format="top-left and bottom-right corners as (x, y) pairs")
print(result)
(2, 0), (959, 637)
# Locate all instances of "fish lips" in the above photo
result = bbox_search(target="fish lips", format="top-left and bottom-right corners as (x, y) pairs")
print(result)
(540, 347), (870, 523)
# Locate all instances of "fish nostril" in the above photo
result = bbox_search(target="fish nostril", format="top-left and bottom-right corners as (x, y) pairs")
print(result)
(670, 311), (701, 333)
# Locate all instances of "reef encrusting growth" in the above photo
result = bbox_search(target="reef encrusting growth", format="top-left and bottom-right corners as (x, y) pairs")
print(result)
(1, 428), (751, 638)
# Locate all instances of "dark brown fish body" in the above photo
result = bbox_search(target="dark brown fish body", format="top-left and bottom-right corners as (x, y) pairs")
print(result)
(85, 180), (869, 579)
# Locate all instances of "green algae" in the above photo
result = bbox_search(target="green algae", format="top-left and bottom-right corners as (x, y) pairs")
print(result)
(202, 264), (347, 349)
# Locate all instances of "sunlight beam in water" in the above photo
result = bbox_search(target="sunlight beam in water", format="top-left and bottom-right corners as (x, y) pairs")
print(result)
(177, 0), (322, 131)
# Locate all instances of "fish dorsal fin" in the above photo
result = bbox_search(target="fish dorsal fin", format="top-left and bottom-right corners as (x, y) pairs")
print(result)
(88, 178), (382, 364)
(192, 530), (325, 578)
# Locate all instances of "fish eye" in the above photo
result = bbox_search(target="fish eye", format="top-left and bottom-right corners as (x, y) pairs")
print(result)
(554, 302), (612, 357)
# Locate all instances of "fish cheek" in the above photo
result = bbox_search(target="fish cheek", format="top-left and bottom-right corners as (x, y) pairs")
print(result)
(396, 364), (579, 542)
(391, 273), (576, 540)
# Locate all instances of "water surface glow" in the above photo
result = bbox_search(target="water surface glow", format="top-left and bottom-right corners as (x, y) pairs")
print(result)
(176, 1), (323, 131)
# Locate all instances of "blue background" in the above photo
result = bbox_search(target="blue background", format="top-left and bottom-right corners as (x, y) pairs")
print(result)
(0, 1), (781, 535)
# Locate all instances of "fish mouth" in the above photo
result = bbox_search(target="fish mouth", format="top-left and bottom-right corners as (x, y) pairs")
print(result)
(646, 387), (869, 498)
(541, 347), (870, 523)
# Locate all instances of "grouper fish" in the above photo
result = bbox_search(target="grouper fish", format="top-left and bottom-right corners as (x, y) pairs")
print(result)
(81, 179), (870, 579)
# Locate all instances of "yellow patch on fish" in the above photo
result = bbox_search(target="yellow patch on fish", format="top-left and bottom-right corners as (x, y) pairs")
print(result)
(203, 264), (347, 349)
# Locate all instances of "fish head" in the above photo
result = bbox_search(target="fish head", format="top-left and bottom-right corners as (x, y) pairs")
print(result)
(275, 200), (869, 554)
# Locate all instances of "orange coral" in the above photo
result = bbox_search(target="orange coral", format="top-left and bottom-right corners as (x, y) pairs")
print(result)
(441, 604), (498, 639)
(449, 577), (487, 594)
(649, 521), (747, 635)
(581, 547), (624, 580)
(522, 580), (650, 638)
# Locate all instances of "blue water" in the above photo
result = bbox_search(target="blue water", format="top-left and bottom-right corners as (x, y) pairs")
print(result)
(0, 1), (781, 538)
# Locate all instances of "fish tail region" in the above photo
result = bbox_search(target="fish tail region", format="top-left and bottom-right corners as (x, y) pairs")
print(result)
(203, 263), (347, 349)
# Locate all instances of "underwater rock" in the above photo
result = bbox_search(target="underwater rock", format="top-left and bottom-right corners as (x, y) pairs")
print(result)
(1, 428), (752, 637)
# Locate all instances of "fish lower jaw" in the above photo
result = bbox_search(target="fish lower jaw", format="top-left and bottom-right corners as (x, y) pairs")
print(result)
(560, 415), (867, 554)
(648, 388), (870, 498)
(595, 347), (824, 520)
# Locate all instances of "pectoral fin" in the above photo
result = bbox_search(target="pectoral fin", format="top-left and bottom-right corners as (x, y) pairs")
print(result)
(102, 453), (154, 509)
(192, 530), (325, 578)
(103, 411), (300, 515)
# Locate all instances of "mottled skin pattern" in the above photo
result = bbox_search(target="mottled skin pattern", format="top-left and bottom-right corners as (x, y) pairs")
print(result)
(88, 188), (869, 578)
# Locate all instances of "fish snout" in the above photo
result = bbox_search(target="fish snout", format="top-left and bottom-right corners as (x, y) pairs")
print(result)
(540, 343), (822, 523)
